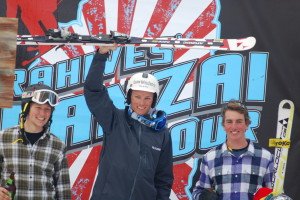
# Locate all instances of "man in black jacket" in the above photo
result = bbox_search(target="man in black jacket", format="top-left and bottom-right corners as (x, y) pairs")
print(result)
(84, 45), (174, 200)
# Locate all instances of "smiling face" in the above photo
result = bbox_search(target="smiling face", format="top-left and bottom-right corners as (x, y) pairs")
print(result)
(223, 110), (249, 143)
(24, 102), (52, 133)
(130, 90), (154, 115)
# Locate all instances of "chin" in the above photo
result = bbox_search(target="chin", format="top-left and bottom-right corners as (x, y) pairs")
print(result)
(137, 111), (147, 115)
(133, 107), (149, 115)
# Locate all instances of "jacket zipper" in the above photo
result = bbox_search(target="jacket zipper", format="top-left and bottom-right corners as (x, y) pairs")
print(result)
(129, 124), (142, 200)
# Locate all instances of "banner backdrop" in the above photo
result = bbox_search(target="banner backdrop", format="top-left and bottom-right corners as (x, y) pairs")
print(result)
(1, 0), (299, 199)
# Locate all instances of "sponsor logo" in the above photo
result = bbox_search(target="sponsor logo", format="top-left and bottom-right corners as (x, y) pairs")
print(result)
(269, 138), (290, 148)
(133, 80), (156, 87)
(152, 146), (161, 151)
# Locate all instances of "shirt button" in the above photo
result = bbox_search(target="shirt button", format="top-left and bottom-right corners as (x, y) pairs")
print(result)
(235, 175), (238, 178)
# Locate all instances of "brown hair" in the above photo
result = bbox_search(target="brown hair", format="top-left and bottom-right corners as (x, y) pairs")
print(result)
(221, 100), (251, 125)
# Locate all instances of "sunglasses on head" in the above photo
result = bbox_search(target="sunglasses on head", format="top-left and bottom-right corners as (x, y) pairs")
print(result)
(225, 100), (247, 109)
(221, 100), (249, 118)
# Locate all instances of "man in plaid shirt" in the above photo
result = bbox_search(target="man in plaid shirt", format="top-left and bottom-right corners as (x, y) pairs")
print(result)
(192, 100), (274, 200)
(0, 84), (71, 199)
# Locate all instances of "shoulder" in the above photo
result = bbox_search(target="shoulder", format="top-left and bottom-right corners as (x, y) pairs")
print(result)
(0, 126), (20, 149)
(251, 141), (273, 159)
(0, 126), (19, 138)
(0, 126), (18, 133)
(161, 127), (170, 136)
(159, 127), (172, 143)
(146, 127), (172, 150)
(203, 143), (223, 161)
(48, 133), (67, 149)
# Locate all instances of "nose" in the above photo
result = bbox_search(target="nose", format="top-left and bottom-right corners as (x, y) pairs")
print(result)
(138, 99), (147, 106)
(231, 122), (239, 128)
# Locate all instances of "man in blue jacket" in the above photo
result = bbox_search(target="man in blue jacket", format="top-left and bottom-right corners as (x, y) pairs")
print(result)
(84, 45), (174, 200)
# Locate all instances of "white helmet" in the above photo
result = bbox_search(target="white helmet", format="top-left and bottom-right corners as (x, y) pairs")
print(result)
(126, 73), (159, 95)
(126, 73), (160, 107)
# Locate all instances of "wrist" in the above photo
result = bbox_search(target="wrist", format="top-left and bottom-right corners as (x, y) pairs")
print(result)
(98, 49), (109, 54)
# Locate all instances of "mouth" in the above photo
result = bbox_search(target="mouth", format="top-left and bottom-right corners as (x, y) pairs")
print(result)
(36, 117), (47, 122)
(136, 105), (148, 111)
(135, 106), (148, 115)
(231, 131), (239, 135)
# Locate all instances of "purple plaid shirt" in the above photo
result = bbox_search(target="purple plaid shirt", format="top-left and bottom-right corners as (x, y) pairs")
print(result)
(192, 140), (274, 200)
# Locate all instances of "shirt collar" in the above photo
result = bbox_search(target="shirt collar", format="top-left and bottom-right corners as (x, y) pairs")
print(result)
(221, 139), (255, 157)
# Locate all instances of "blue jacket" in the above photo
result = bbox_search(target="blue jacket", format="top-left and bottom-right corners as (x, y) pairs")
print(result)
(84, 52), (174, 200)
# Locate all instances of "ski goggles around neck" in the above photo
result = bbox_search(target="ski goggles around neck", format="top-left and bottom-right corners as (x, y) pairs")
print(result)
(128, 107), (167, 131)
(23, 89), (59, 107)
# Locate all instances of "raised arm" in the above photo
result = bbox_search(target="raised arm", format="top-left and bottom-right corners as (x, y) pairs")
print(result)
(83, 45), (119, 131)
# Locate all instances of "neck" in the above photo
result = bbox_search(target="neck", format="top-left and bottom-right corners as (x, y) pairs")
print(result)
(24, 121), (43, 133)
(227, 139), (248, 150)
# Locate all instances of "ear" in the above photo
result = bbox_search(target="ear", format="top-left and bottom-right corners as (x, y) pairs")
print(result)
(245, 123), (250, 129)
(126, 90), (132, 105)
(151, 93), (157, 108)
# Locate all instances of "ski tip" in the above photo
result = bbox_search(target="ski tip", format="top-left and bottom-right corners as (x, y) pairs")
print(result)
(280, 99), (294, 110)
(227, 36), (256, 51)
(248, 36), (256, 45)
(243, 36), (256, 50)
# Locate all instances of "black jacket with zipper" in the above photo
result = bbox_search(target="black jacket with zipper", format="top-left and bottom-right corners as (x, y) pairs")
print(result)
(84, 52), (174, 200)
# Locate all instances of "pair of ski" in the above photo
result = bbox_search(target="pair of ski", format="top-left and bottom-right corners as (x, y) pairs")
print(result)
(16, 28), (256, 51)
(254, 100), (294, 200)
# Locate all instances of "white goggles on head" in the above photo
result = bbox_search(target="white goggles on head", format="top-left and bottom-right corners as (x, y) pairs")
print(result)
(22, 89), (59, 107)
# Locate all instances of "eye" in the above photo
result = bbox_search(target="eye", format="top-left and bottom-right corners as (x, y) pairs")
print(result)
(236, 120), (244, 124)
(225, 120), (233, 124)
(134, 95), (141, 99)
